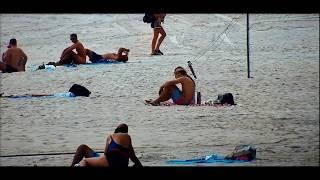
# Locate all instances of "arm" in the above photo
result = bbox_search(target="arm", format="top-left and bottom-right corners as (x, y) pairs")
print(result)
(158, 78), (182, 94)
(162, 77), (184, 87)
(20, 49), (28, 61)
(18, 49), (28, 71)
(104, 135), (111, 155)
(128, 137), (143, 167)
(60, 43), (78, 59)
(2, 51), (10, 63)
(154, 13), (166, 22)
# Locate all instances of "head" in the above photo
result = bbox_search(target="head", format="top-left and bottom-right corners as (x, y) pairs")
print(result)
(68, 84), (91, 97)
(70, 34), (78, 43)
(7, 38), (17, 48)
(174, 66), (187, 78)
(114, 123), (128, 133)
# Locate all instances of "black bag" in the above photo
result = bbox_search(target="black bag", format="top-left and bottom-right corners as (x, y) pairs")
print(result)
(213, 93), (236, 105)
(68, 84), (91, 97)
(143, 13), (155, 23)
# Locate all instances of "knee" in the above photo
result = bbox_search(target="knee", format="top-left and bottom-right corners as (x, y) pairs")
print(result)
(167, 85), (176, 90)
(77, 144), (89, 151)
(161, 32), (167, 38)
(163, 85), (176, 92)
(152, 35), (159, 41)
(79, 158), (87, 166)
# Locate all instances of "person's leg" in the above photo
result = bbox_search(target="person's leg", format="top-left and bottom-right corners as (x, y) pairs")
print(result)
(79, 155), (109, 167)
(150, 85), (177, 105)
(55, 50), (76, 66)
(86, 49), (93, 60)
(155, 26), (166, 52)
(71, 52), (86, 64)
(151, 28), (160, 54)
(71, 144), (97, 166)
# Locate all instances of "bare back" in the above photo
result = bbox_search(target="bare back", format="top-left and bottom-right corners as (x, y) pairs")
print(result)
(2, 47), (27, 71)
(102, 53), (118, 60)
(179, 76), (195, 102)
(107, 133), (131, 149)
(74, 42), (86, 63)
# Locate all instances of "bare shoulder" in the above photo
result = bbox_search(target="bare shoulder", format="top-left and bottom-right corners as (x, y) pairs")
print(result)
(5, 48), (14, 53)
(18, 48), (26, 53)
(77, 41), (84, 47)
(120, 133), (131, 138)
(179, 76), (190, 81)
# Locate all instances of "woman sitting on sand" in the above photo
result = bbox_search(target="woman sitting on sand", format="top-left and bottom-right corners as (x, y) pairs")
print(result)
(71, 123), (142, 167)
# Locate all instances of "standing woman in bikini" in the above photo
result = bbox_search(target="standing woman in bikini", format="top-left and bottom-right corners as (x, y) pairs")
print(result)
(150, 13), (166, 55)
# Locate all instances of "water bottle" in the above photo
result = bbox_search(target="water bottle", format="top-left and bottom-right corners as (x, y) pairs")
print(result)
(196, 91), (201, 105)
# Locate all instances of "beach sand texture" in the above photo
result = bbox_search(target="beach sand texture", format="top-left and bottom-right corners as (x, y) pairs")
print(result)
(0, 14), (318, 166)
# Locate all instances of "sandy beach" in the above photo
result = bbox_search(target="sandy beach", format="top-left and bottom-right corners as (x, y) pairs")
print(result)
(0, 14), (319, 166)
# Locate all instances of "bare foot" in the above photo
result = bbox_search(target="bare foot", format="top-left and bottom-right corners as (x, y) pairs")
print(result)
(144, 99), (160, 106)
(145, 99), (152, 104)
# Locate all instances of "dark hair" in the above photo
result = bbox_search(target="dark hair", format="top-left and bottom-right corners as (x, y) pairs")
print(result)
(68, 84), (91, 97)
(174, 66), (187, 75)
(70, 34), (77, 39)
(9, 38), (17, 45)
(174, 66), (195, 85)
(114, 123), (128, 133)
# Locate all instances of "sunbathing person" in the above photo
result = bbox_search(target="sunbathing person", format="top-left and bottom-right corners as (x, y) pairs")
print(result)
(145, 66), (195, 106)
(46, 34), (86, 66)
(85, 48), (129, 63)
(71, 123), (142, 167)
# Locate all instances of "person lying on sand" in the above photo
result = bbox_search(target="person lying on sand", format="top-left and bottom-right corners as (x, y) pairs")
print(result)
(145, 66), (195, 106)
(46, 34), (86, 66)
(71, 123), (142, 167)
(85, 48), (130, 63)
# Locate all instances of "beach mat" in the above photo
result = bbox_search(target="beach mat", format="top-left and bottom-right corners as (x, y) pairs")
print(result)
(166, 154), (252, 165)
(144, 100), (234, 107)
(31, 60), (123, 71)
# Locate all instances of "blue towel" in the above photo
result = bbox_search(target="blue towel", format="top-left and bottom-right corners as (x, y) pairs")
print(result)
(166, 154), (252, 165)
(89, 59), (122, 64)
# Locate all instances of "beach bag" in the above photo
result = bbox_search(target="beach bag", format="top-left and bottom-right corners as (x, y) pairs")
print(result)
(213, 93), (236, 105)
(225, 145), (256, 161)
(143, 13), (155, 23)
(68, 84), (91, 97)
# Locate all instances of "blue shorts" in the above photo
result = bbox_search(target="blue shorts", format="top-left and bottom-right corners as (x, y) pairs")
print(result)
(89, 151), (100, 157)
(89, 51), (104, 63)
(170, 86), (194, 105)
(171, 87), (183, 103)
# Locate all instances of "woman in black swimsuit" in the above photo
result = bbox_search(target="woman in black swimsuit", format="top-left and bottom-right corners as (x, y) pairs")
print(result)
(71, 123), (142, 167)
